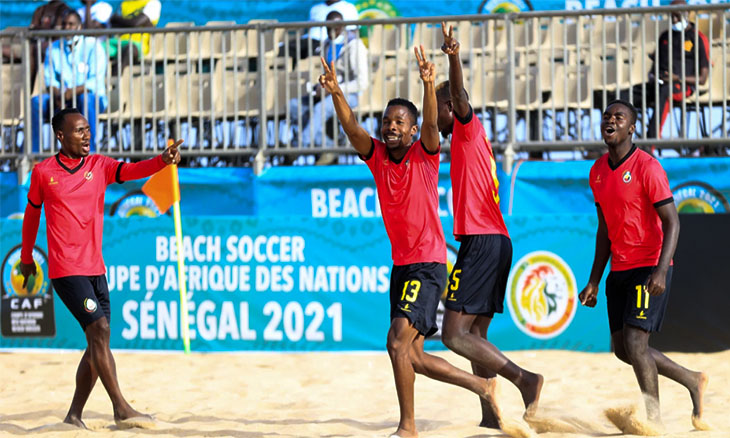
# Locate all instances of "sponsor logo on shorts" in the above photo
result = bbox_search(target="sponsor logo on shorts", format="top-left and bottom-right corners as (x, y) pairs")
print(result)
(637, 310), (647, 320)
(506, 251), (577, 340)
(399, 304), (411, 313)
(622, 170), (632, 183)
(672, 181), (729, 214)
(83, 298), (98, 313)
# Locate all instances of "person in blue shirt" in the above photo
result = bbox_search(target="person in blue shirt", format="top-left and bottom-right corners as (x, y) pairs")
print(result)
(287, 10), (368, 151)
(30, 9), (108, 153)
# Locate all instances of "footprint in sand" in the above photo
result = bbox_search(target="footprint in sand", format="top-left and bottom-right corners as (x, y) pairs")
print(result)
(114, 416), (159, 430)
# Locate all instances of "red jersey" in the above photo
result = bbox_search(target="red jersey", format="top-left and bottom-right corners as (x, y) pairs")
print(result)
(362, 138), (446, 265)
(26, 153), (125, 278)
(450, 108), (509, 238)
(589, 146), (674, 271)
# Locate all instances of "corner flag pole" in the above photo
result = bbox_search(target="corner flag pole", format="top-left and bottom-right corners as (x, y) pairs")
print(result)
(170, 163), (190, 354)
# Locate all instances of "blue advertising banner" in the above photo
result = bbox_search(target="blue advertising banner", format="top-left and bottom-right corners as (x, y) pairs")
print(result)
(256, 162), (511, 219)
(3, 167), (256, 219)
(0, 172), (23, 219)
(506, 157), (730, 216)
(0, 214), (609, 352)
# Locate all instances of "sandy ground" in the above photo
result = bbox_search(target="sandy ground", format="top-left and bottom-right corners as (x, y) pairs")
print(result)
(0, 349), (727, 438)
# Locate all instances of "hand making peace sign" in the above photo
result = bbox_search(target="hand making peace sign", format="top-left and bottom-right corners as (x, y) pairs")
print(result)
(319, 57), (341, 95)
(414, 45), (435, 84)
(441, 21), (460, 55)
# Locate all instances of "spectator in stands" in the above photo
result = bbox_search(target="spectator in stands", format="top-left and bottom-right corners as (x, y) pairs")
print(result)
(30, 0), (71, 31)
(308, 0), (359, 42)
(288, 10), (368, 151)
(108, 0), (161, 69)
(624, 0), (709, 140)
(77, 0), (113, 29)
(25, 1), (72, 92)
(30, 10), (108, 153)
(280, 0), (358, 63)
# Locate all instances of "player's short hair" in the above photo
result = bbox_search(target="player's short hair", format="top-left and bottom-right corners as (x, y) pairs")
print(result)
(52, 108), (82, 134)
(605, 99), (638, 124)
(435, 80), (469, 102)
(385, 98), (418, 126)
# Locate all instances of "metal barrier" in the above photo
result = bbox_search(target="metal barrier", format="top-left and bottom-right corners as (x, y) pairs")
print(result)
(1, 3), (728, 172)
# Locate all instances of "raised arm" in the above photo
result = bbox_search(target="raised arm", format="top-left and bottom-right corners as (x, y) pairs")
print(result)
(415, 45), (439, 153)
(117, 139), (182, 182)
(319, 57), (371, 155)
(646, 202), (680, 296)
(579, 205), (611, 307)
(441, 21), (469, 118)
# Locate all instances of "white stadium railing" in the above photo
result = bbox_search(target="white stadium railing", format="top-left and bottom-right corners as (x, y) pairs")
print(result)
(1, 3), (728, 171)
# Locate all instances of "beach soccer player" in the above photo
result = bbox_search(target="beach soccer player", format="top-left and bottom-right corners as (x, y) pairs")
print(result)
(20, 108), (182, 429)
(435, 21), (544, 428)
(580, 99), (709, 431)
(319, 48), (495, 438)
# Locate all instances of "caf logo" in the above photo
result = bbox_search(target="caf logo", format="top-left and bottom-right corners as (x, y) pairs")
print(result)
(83, 298), (97, 313)
(109, 189), (165, 218)
(2, 245), (50, 298)
(506, 251), (577, 340)
(672, 181), (729, 214)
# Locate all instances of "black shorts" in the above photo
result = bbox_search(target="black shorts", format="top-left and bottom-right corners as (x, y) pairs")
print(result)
(444, 234), (512, 317)
(390, 262), (447, 338)
(606, 266), (673, 334)
(51, 275), (111, 330)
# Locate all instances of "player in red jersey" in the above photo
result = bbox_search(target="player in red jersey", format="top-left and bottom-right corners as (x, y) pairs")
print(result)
(580, 100), (709, 432)
(20, 108), (182, 429)
(435, 22), (543, 429)
(320, 48), (495, 438)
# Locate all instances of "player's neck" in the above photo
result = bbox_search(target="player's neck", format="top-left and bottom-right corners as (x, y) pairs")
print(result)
(607, 141), (633, 166)
(59, 149), (83, 164)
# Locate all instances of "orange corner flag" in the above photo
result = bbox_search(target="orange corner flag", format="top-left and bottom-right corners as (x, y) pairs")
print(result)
(142, 164), (180, 214)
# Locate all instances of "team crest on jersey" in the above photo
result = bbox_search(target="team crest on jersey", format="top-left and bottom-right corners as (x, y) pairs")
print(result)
(84, 171), (93, 181)
(506, 251), (577, 340)
(83, 298), (97, 313)
(622, 170), (632, 183)
(672, 181), (729, 214)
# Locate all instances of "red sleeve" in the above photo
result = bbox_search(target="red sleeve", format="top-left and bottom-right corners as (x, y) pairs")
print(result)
(21, 203), (42, 264)
(27, 167), (43, 208)
(589, 165), (598, 204)
(118, 155), (166, 183)
(643, 159), (673, 206)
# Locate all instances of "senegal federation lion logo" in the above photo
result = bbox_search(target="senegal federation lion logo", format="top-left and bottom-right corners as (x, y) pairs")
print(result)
(506, 251), (577, 339)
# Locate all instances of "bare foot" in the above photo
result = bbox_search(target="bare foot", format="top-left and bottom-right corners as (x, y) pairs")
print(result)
(389, 427), (418, 438)
(691, 372), (711, 430)
(519, 372), (543, 416)
(114, 406), (151, 422)
(63, 414), (87, 429)
(478, 378), (502, 429)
